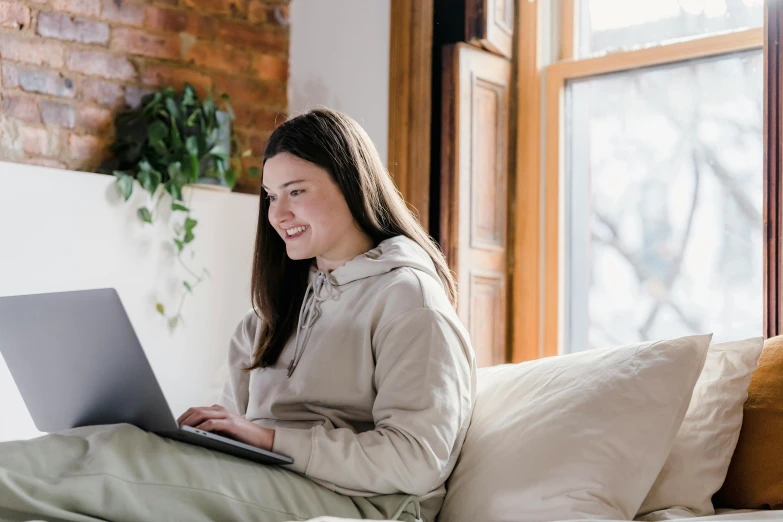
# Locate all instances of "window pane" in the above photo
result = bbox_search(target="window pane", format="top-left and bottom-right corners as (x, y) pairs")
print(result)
(565, 51), (763, 353)
(579, 0), (763, 57)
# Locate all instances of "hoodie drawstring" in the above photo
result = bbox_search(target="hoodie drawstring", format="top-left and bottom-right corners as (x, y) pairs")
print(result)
(288, 269), (339, 377)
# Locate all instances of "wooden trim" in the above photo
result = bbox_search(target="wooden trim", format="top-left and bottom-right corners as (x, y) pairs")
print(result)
(543, 28), (764, 357)
(549, 27), (763, 81)
(560, 0), (576, 60)
(511, 0), (542, 363)
(765, 3), (782, 339)
(388, 0), (434, 231)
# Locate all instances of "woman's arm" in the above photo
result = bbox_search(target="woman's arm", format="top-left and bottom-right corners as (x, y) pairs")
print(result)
(218, 310), (256, 415)
(272, 307), (475, 496)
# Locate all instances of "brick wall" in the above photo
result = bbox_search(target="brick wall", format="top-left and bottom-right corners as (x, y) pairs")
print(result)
(0, 0), (289, 194)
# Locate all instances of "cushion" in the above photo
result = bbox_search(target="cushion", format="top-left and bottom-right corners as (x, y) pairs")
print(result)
(439, 334), (712, 522)
(714, 335), (783, 509)
(637, 337), (764, 517)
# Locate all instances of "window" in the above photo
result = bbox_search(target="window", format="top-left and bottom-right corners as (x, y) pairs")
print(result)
(579, 0), (763, 57)
(540, 2), (764, 356)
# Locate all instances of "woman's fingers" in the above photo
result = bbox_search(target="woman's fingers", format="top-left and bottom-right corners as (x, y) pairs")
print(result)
(178, 406), (226, 427)
(194, 418), (234, 436)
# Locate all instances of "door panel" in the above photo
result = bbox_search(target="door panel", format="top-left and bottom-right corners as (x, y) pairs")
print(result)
(441, 43), (511, 367)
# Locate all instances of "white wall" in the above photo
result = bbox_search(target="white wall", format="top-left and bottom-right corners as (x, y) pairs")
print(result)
(0, 162), (257, 441)
(289, 0), (391, 165)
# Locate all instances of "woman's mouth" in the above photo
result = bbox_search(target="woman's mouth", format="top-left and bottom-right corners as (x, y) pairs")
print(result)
(284, 225), (309, 241)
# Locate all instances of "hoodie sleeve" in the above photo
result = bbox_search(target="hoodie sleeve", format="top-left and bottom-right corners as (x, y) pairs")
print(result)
(271, 307), (474, 496)
(217, 311), (257, 415)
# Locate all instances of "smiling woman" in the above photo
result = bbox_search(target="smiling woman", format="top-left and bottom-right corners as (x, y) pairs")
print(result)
(0, 108), (475, 522)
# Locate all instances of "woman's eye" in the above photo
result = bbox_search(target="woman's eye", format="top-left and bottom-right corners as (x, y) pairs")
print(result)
(290, 189), (303, 197)
(265, 194), (276, 202)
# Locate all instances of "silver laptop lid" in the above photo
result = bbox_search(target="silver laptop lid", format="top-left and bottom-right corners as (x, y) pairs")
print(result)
(0, 288), (178, 433)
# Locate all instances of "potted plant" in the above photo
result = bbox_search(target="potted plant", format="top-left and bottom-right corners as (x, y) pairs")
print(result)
(100, 83), (260, 329)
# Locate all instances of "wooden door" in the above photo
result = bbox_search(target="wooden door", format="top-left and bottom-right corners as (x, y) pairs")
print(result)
(466, 0), (514, 59)
(441, 43), (511, 367)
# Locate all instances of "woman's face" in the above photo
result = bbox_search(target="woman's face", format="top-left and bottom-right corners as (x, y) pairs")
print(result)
(262, 152), (372, 271)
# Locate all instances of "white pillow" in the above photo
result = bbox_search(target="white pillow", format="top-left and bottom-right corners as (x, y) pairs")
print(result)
(439, 334), (712, 522)
(636, 337), (764, 518)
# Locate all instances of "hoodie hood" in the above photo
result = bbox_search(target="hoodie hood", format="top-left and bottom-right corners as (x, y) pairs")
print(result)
(288, 235), (441, 377)
(320, 235), (441, 288)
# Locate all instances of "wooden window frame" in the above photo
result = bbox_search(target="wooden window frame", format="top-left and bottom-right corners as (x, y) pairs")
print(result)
(513, 0), (766, 361)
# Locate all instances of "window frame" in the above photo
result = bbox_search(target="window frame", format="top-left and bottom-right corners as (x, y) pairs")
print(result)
(513, 0), (767, 361)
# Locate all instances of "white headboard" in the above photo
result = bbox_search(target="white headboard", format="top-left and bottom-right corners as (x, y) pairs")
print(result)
(0, 162), (259, 441)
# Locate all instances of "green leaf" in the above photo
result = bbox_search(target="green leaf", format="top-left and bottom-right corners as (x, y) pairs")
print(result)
(174, 238), (184, 253)
(155, 303), (165, 315)
(113, 171), (133, 201)
(148, 121), (168, 144)
(137, 207), (153, 224)
(184, 217), (197, 231)
(183, 281), (193, 293)
(172, 203), (189, 212)
(247, 166), (260, 178)
(208, 144), (229, 161)
(184, 229), (195, 244)
(168, 316), (179, 329)
(137, 169), (151, 193)
(165, 97), (179, 118)
(224, 168), (237, 188)
(182, 84), (196, 107)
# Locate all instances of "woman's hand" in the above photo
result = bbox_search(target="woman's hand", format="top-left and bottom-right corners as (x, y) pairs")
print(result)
(177, 404), (275, 451)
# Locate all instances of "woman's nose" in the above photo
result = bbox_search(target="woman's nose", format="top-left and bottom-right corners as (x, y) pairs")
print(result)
(269, 200), (293, 225)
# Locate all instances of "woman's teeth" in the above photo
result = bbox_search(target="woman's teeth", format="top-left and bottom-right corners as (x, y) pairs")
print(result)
(286, 226), (308, 237)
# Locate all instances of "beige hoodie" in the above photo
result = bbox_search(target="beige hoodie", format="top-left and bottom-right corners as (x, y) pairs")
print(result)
(219, 235), (476, 522)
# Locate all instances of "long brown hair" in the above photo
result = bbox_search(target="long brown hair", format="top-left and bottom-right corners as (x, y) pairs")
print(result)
(244, 108), (456, 372)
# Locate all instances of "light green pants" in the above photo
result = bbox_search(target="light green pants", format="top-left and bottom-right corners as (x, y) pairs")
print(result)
(0, 424), (420, 522)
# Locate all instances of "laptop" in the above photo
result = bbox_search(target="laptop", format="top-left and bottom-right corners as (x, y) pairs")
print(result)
(0, 288), (293, 466)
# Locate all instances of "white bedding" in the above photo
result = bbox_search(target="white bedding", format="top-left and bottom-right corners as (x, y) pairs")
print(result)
(637, 509), (783, 521)
(302, 510), (783, 522)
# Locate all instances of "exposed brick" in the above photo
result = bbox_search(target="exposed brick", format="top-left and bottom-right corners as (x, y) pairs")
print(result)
(252, 53), (287, 82)
(20, 125), (52, 156)
(77, 104), (112, 132)
(213, 74), (285, 107)
(182, 0), (245, 17)
(18, 67), (76, 98)
(111, 27), (180, 60)
(0, 35), (65, 68)
(217, 20), (287, 52)
(2, 95), (40, 123)
(2, 63), (20, 88)
(40, 99), (75, 128)
(144, 7), (214, 38)
(246, 1), (266, 23)
(52, 0), (100, 17)
(82, 78), (124, 107)
(141, 64), (211, 97)
(101, 0), (145, 26)
(248, 2), (288, 26)
(37, 12), (110, 44)
(0, 1), (31, 29)
(22, 157), (66, 169)
(185, 41), (250, 75)
(67, 50), (136, 81)
(231, 103), (283, 131)
(68, 132), (102, 160)
(124, 85), (154, 108)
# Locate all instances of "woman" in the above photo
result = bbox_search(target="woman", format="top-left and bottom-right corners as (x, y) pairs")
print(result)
(0, 108), (476, 522)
